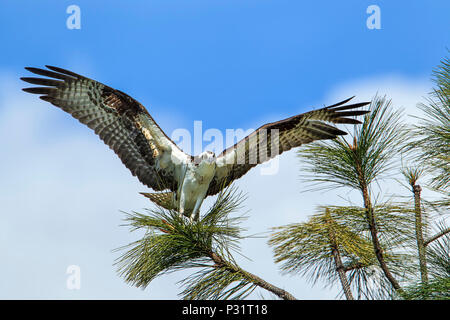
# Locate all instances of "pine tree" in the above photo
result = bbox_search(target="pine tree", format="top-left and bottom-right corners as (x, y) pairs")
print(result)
(115, 187), (296, 300)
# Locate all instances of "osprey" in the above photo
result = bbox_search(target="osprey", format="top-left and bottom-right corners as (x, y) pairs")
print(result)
(22, 66), (369, 220)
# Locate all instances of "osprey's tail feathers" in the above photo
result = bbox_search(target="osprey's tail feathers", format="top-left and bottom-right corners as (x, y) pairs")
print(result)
(140, 192), (176, 210)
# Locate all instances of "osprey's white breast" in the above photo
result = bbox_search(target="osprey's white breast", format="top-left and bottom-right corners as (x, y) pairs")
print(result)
(184, 161), (215, 196)
(178, 159), (216, 219)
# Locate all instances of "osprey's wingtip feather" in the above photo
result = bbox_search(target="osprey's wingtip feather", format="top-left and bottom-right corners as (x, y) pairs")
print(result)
(326, 96), (355, 108)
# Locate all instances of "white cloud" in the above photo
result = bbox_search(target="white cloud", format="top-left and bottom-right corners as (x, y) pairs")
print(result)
(325, 74), (432, 121)
(0, 71), (437, 299)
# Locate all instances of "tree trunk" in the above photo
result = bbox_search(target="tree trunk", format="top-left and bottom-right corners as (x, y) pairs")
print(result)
(413, 184), (428, 284)
(356, 163), (403, 294)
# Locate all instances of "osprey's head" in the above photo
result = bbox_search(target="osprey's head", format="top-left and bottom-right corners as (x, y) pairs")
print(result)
(194, 151), (216, 165)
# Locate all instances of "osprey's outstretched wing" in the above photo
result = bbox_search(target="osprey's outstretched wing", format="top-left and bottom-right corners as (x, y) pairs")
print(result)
(207, 97), (370, 195)
(22, 66), (191, 191)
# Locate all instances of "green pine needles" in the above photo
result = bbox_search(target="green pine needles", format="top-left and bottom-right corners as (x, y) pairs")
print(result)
(411, 56), (450, 191)
(297, 95), (407, 192)
(269, 205), (415, 299)
(115, 187), (296, 300)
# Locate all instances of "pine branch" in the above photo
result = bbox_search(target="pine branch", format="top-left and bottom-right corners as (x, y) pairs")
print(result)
(115, 186), (296, 300)
(424, 227), (450, 247)
(205, 250), (296, 300)
(324, 209), (354, 300)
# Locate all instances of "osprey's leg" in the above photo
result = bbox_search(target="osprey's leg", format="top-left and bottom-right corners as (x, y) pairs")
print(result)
(190, 197), (203, 222)
(179, 191), (186, 218)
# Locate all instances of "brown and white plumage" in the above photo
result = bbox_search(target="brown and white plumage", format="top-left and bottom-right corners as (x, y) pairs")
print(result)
(208, 96), (369, 195)
(22, 66), (369, 220)
(22, 66), (190, 192)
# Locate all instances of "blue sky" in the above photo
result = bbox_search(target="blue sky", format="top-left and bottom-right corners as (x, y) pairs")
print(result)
(1, 1), (449, 133)
(0, 1), (448, 299)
